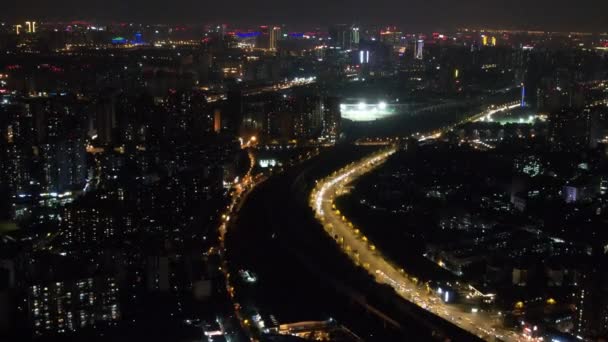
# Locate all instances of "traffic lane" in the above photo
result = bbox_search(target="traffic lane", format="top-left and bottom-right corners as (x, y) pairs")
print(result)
(315, 159), (522, 342)
(322, 193), (513, 341)
(322, 208), (508, 340)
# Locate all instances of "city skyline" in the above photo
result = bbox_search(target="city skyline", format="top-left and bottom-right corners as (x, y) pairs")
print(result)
(1, 7), (608, 342)
(3, 0), (608, 31)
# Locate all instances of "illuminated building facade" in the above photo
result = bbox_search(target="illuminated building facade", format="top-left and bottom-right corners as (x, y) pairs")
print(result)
(257, 25), (282, 50)
(14, 21), (36, 35)
(27, 277), (120, 337)
(380, 28), (402, 47)
(25, 21), (37, 34)
(293, 95), (323, 140)
(351, 26), (360, 46)
(576, 252), (608, 337)
(513, 155), (542, 177)
(213, 108), (222, 133)
(329, 24), (358, 50)
(40, 137), (87, 194)
(359, 50), (370, 64)
(415, 39), (424, 60)
(270, 26), (281, 50)
(321, 96), (341, 143)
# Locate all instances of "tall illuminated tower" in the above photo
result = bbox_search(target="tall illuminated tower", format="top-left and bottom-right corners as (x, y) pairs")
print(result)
(351, 26), (360, 46)
(270, 26), (281, 50)
(322, 97), (341, 143)
(415, 39), (424, 60)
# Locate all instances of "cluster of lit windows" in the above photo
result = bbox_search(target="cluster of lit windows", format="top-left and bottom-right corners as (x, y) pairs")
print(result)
(28, 278), (120, 336)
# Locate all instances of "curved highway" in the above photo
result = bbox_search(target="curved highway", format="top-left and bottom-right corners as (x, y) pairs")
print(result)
(310, 104), (527, 342)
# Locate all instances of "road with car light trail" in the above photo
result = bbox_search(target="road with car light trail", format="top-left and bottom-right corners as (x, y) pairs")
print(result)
(310, 103), (529, 342)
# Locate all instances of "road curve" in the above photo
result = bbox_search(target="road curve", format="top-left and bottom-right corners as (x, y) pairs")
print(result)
(310, 131), (525, 341)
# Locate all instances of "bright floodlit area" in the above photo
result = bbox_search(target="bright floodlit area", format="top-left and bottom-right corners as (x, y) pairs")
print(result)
(340, 100), (396, 121)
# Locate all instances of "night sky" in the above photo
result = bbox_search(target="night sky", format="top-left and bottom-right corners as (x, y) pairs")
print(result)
(5, 0), (608, 31)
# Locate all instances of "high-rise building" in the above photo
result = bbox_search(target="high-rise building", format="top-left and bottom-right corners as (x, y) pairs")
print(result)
(359, 50), (370, 64)
(225, 89), (244, 134)
(270, 26), (282, 50)
(586, 109), (602, 149)
(213, 108), (222, 133)
(380, 27), (402, 47)
(27, 277), (120, 337)
(294, 95), (323, 140)
(329, 24), (357, 50)
(95, 94), (116, 145)
(0, 103), (36, 197)
(217, 24), (227, 41)
(257, 25), (280, 50)
(575, 251), (608, 337)
(415, 39), (424, 60)
(146, 256), (170, 292)
(58, 187), (140, 246)
(2, 144), (33, 196)
(59, 136), (87, 191)
(351, 25), (360, 46)
(40, 136), (87, 194)
(322, 97), (341, 143)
